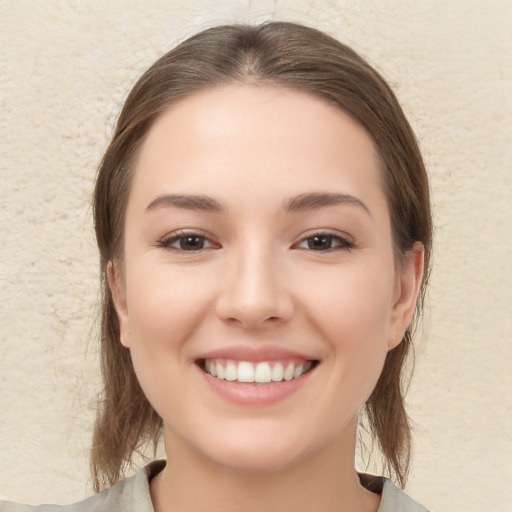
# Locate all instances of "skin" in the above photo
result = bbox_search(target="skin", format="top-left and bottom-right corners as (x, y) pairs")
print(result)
(109, 84), (424, 512)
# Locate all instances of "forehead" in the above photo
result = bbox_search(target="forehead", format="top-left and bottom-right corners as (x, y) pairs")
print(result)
(130, 84), (385, 213)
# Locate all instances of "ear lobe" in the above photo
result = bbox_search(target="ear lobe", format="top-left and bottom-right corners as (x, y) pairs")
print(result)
(107, 260), (131, 348)
(388, 242), (425, 350)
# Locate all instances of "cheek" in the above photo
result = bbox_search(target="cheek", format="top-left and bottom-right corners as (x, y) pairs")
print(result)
(125, 262), (211, 336)
(122, 262), (219, 397)
(303, 261), (394, 385)
(307, 261), (393, 335)
(122, 266), (212, 414)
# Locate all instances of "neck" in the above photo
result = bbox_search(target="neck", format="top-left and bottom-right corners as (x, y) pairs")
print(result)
(150, 424), (380, 512)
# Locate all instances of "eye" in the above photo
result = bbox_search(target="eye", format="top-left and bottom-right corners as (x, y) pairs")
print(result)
(295, 233), (353, 251)
(156, 232), (219, 252)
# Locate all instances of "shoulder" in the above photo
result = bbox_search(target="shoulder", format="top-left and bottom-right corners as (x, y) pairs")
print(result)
(0, 460), (165, 512)
(379, 478), (429, 512)
(359, 474), (429, 512)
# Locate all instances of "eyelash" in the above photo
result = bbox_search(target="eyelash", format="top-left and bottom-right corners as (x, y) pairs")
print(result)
(293, 231), (354, 252)
(155, 231), (219, 253)
(156, 230), (353, 254)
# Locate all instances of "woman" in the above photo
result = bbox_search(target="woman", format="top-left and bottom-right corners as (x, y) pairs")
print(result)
(1, 22), (431, 512)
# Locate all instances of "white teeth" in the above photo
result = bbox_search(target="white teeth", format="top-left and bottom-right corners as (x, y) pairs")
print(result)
(293, 363), (304, 379)
(283, 362), (295, 381)
(225, 361), (237, 381)
(204, 359), (313, 383)
(271, 362), (284, 382)
(254, 362), (272, 383)
(237, 361), (255, 382)
(216, 363), (225, 379)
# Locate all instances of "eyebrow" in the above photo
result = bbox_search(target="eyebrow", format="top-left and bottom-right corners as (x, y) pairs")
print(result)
(145, 194), (225, 213)
(283, 192), (371, 216)
(145, 192), (370, 216)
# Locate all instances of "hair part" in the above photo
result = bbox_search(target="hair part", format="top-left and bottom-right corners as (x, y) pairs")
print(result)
(91, 21), (431, 491)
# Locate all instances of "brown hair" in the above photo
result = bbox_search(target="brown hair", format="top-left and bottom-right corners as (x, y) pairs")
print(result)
(91, 22), (431, 491)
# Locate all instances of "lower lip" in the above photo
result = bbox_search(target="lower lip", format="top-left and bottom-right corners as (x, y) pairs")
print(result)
(197, 365), (315, 406)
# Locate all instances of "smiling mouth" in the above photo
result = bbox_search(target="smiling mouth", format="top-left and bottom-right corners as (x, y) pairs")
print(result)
(197, 359), (319, 384)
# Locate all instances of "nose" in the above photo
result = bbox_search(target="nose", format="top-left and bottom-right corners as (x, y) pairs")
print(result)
(215, 244), (294, 329)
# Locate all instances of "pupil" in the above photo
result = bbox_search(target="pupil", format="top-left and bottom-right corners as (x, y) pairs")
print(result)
(182, 236), (203, 250)
(309, 235), (331, 250)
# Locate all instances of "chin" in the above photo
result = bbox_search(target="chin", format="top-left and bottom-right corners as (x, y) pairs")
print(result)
(205, 442), (308, 474)
(188, 421), (324, 474)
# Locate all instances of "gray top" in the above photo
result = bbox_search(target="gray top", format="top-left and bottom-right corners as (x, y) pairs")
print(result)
(0, 460), (429, 512)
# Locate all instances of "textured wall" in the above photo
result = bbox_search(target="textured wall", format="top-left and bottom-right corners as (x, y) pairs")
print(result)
(1, 1), (510, 511)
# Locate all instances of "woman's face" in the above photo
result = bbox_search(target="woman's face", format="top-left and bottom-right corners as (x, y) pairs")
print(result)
(110, 85), (422, 472)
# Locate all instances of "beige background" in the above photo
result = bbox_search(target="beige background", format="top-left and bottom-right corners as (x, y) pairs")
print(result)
(1, 1), (511, 511)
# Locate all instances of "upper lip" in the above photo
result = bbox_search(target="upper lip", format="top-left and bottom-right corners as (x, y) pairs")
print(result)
(195, 345), (317, 363)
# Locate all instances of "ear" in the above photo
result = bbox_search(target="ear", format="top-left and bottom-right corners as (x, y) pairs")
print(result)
(388, 242), (425, 350)
(107, 260), (131, 348)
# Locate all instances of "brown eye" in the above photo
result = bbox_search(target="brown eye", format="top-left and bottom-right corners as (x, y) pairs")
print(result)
(296, 233), (353, 251)
(157, 233), (218, 252)
(308, 235), (334, 250)
(178, 235), (205, 251)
